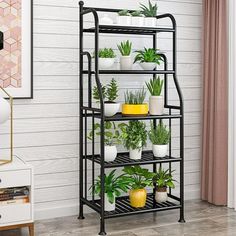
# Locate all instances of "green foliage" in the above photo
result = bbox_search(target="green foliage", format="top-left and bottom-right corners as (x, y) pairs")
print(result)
(122, 166), (155, 189)
(149, 122), (170, 145)
(153, 167), (176, 189)
(117, 40), (132, 56)
(118, 9), (130, 16)
(119, 121), (147, 150)
(97, 48), (116, 58)
(92, 170), (130, 204)
(145, 76), (164, 96)
(140, 0), (158, 17)
(134, 48), (162, 64)
(131, 10), (142, 17)
(124, 88), (146, 104)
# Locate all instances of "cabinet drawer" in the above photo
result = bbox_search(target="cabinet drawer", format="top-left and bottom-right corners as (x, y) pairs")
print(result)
(0, 170), (31, 188)
(0, 204), (31, 224)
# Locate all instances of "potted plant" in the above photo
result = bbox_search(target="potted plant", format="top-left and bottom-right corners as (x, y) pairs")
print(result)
(117, 40), (133, 70)
(122, 166), (155, 208)
(131, 10), (144, 27)
(88, 121), (122, 162)
(92, 170), (130, 211)
(117, 9), (131, 25)
(93, 78), (120, 117)
(119, 121), (147, 160)
(153, 167), (176, 203)
(122, 88), (148, 116)
(134, 48), (162, 70)
(149, 122), (170, 158)
(146, 76), (164, 115)
(140, 0), (158, 27)
(97, 48), (116, 69)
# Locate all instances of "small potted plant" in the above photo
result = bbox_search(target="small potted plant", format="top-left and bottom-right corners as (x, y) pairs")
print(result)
(122, 166), (155, 208)
(149, 122), (170, 158)
(119, 121), (147, 160)
(117, 40), (133, 70)
(97, 48), (116, 69)
(131, 10), (144, 27)
(140, 0), (158, 27)
(117, 9), (131, 25)
(122, 88), (148, 116)
(146, 76), (164, 115)
(134, 48), (162, 70)
(153, 167), (176, 203)
(92, 170), (130, 211)
(88, 121), (122, 162)
(93, 78), (120, 117)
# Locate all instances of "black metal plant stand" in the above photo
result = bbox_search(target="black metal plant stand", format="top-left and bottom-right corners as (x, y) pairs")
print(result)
(78, 1), (185, 235)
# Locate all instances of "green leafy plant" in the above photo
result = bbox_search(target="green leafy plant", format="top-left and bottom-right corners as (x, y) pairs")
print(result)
(122, 166), (155, 189)
(119, 121), (147, 150)
(124, 88), (146, 104)
(134, 48), (162, 64)
(92, 170), (130, 204)
(131, 10), (142, 17)
(97, 48), (116, 58)
(149, 122), (170, 145)
(140, 0), (158, 17)
(117, 40), (132, 56)
(153, 167), (176, 189)
(146, 76), (164, 96)
(118, 9), (130, 16)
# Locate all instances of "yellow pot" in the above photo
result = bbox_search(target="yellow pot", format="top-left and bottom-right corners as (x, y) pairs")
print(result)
(129, 189), (147, 208)
(122, 104), (149, 116)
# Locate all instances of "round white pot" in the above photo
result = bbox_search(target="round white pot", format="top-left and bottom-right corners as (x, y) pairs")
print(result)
(99, 58), (115, 69)
(104, 102), (120, 117)
(0, 97), (10, 124)
(129, 148), (142, 160)
(140, 62), (156, 70)
(105, 194), (116, 211)
(144, 17), (157, 27)
(105, 145), (117, 162)
(117, 16), (131, 25)
(155, 189), (168, 203)
(149, 96), (164, 115)
(100, 14), (113, 25)
(131, 16), (144, 27)
(120, 56), (133, 70)
(152, 144), (168, 158)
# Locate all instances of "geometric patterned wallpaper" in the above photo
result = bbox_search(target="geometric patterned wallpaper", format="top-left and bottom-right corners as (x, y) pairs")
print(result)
(0, 0), (21, 88)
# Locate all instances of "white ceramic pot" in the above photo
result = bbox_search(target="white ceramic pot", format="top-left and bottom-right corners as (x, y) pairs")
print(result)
(100, 14), (113, 25)
(117, 16), (131, 25)
(0, 97), (10, 124)
(105, 194), (116, 211)
(131, 16), (144, 27)
(120, 56), (133, 70)
(99, 58), (115, 69)
(104, 102), (120, 117)
(144, 17), (156, 27)
(152, 144), (168, 158)
(105, 145), (117, 162)
(155, 188), (168, 203)
(129, 148), (142, 160)
(140, 62), (156, 70)
(149, 96), (164, 115)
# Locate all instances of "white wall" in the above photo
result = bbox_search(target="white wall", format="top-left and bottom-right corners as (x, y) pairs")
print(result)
(2, 0), (202, 219)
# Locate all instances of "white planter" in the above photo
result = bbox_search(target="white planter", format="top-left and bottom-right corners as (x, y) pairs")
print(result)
(117, 16), (131, 25)
(149, 96), (164, 115)
(105, 145), (117, 162)
(144, 17), (156, 27)
(120, 56), (133, 70)
(131, 16), (144, 27)
(104, 103), (120, 117)
(140, 62), (156, 70)
(99, 58), (115, 69)
(152, 144), (168, 158)
(155, 189), (168, 203)
(100, 14), (113, 25)
(129, 148), (142, 160)
(105, 194), (116, 211)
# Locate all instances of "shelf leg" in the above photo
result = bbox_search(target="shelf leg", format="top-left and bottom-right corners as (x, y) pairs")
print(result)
(78, 203), (85, 220)
(99, 217), (106, 235)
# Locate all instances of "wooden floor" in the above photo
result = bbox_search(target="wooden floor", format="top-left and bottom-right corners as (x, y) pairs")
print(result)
(1, 200), (236, 236)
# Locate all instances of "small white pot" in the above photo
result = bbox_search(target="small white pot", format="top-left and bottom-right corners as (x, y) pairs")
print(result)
(104, 103), (120, 117)
(140, 62), (156, 70)
(105, 194), (116, 211)
(144, 17), (156, 27)
(99, 58), (115, 69)
(120, 56), (133, 70)
(155, 189), (168, 203)
(117, 15), (131, 25)
(105, 145), (117, 162)
(149, 96), (164, 115)
(152, 144), (168, 158)
(131, 16), (144, 27)
(100, 14), (113, 25)
(129, 148), (142, 160)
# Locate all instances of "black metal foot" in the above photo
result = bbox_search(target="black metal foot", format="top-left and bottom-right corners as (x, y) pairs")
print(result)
(78, 215), (85, 220)
(178, 218), (186, 223)
(98, 232), (107, 235)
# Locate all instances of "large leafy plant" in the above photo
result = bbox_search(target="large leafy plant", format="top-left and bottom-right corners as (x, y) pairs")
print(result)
(134, 48), (162, 64)
(124, 88), (146, 104)
(146, 76), (164, 96)
(153, 167), (176, 189)
(97, 48), (116, 58)
(149, 122), (170, 145)
(117, 40), (132, 56)
(140, 0), (158, 17)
